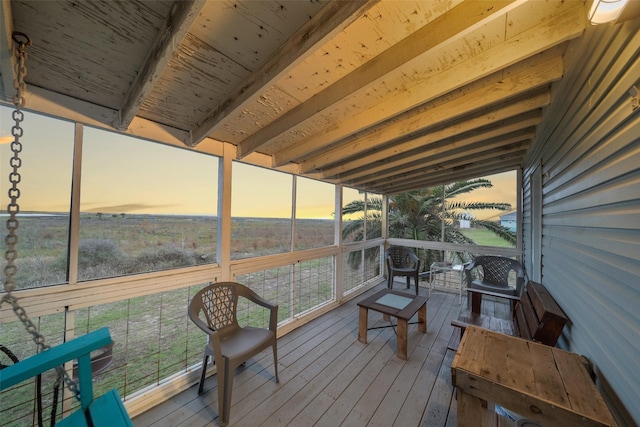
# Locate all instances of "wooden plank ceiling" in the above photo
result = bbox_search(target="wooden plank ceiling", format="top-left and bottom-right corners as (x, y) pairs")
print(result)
(1, 0), (588, 194)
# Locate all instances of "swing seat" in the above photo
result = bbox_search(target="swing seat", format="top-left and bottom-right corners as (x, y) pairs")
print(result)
(0, 327), (133, 427)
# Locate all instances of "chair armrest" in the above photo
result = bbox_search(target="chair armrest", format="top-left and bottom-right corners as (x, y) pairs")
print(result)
(188, 304), (214, 335)
(408, 251), (421, 272)
(268, 304), (279, 333)
(244, 290), (276, 311)
(464, 258), (479, 271)
(241, 287), (279, 333)
(187, 306), (223, 356)
(515, 276), (526, 297)
(463, 260), (479, 287)
(468, 286), (520, 314)
(0, 328), (112, 391)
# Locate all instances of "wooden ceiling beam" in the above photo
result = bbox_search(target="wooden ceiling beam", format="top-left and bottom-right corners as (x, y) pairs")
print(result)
(381, 156), (526, 193)
(345, 129), (535, 188)
(324, 110), (542, 181)
(188, 0), (378, 146)
(306, 88), (549, 177)
(283, 54), (561, 170)
(236, 0), (521, 158)
(265, 0), (584, 165)
(379, 161), (524, 195)
(357, 142), (530, 190)
(373, 157), (524, 194)
(116, 0), (207, 130)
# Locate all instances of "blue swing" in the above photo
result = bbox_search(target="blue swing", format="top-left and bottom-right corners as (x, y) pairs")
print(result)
(0, 327), (133, 427)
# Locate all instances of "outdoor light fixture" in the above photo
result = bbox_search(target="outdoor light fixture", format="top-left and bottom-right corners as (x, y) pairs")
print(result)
(630, 85), (639, 111)
(588, 0), (630, 24)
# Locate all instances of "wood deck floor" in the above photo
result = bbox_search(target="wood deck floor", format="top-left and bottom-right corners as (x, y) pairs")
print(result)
(133, 283), (509, 427)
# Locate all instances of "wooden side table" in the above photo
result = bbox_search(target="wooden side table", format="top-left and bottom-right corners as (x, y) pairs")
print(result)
(451, 326), (615, 427)
(357, 289), (427, 360)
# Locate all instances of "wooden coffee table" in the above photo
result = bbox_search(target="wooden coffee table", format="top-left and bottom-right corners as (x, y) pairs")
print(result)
(357, 289), (428, 360)
(452, 326), (615, 427)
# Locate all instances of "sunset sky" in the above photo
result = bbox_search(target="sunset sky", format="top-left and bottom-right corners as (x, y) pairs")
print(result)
(1, 105), (516, 220)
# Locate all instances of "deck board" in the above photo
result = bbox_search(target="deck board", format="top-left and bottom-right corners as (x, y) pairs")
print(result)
(361, 293), (454, 427)
(133, 284), (508, 427)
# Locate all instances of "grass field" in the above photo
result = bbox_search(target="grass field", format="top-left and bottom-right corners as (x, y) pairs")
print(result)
(460, 227), (514, 247)
(1, 217), (513, 425)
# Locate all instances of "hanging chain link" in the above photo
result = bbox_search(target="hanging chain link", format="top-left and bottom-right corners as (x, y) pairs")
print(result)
(2, 32), (29, 296)
(1, 31), (81, 402)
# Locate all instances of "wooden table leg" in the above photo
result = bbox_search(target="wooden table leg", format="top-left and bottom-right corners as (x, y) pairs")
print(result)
(397, 318), (408, 360)
(471, 291), (483, 313)
(456, 388), (495, 427)
(418, 303), (427, 333)
(358, 306), (368, 344)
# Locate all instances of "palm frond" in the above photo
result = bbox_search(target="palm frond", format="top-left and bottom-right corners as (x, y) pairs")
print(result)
(341, 178), (515, 269)
(472, 220), (517, 245)
(447, 201), (512, 211)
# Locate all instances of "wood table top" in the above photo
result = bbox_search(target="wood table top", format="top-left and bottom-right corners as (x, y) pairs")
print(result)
(452, 326), (615, 427)
(357, 289), (427, 320)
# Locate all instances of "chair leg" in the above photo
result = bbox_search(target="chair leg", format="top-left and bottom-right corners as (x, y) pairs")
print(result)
(414, 272), (419, 295)
(198, 354), (208, 394)
(272, 342), (279, 383)
(405, 276), (410, 290)
(220, 360), (234, 427)
(388, 274), (393, 290)
(216, 359), (227, 426)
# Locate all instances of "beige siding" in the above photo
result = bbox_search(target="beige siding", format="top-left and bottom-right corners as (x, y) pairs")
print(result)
(523, 19), (640, 427)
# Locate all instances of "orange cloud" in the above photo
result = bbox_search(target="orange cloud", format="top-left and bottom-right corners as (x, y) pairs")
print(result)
(0, 135), (13, 144)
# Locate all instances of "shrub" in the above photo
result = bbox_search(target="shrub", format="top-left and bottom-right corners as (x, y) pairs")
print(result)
(12, 255), (66, 289)
(77, 239), (124, 268)
(128, 245), (196, 272)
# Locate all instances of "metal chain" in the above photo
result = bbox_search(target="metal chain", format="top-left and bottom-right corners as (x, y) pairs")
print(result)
(1, 31), (81, 402)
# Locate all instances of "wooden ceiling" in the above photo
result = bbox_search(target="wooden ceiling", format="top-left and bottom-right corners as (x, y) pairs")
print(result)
(0, 0), (590, 194)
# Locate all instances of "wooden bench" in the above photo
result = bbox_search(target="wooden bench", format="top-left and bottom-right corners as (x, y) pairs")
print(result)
(450, 281), (568, 350)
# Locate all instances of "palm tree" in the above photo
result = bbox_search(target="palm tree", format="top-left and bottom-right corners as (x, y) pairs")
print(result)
(342, 179), (515, 270)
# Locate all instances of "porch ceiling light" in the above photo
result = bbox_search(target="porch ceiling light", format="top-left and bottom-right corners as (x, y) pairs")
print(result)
(588, 0), (630, 24)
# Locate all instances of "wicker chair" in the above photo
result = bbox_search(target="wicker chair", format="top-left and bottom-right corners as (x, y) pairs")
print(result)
(386, 246), (421, 295)
(188, 282), (279, 426)
(464, 256), (525, 309)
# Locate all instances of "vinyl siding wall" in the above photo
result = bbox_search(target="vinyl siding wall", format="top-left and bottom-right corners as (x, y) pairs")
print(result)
(522, 19), (639, 426)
